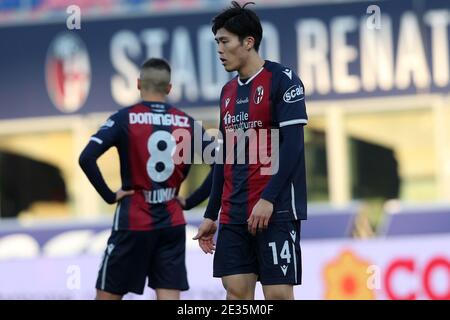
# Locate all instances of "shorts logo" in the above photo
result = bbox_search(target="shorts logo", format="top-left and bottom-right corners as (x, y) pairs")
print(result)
(290, 230), (296, 242)
(283, 85), (304, 103)
(107, 243), (115, 255)
(45, 32), (91, 113)
(254, 85), (264, 104)
(280, 265), (289, 276)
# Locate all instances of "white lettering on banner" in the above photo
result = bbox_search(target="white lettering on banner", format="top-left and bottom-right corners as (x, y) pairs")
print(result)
(331, 16), (361, 93)
(169, 27), (199, 102)
(360, 15), (395, 92)
(198, 25), (229, 100)
(129, 112), (190, 127)
(140, 28), (168, 59)
(109, 21), (280, 107)
(109, 10), (449, 106)
(424, 10), (450, 87)
(260, 22), (281, 62)
(110, 31), (141, 106)
(297, 19), (332, 95)
(296, 9), (450, 96)
(395, 12), (431, 90)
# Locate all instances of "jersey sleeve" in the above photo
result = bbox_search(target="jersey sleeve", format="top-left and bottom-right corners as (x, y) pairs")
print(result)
(78, 111), (123, 204)
(273, 68), (308, 128)
(90, 111), (122, 149)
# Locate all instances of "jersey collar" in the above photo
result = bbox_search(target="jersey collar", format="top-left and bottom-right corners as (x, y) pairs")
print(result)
(237, 66), (264, 86)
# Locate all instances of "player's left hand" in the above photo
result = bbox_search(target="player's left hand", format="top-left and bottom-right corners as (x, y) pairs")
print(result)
(115, 189), (134, 202)
(247, 199), (273, 235)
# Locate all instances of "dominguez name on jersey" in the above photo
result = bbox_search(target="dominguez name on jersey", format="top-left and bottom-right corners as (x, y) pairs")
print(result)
(129, 112), (190, 127)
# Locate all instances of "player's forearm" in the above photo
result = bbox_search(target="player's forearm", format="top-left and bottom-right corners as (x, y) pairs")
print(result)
(261, 125), (304, 203)
(184, 166), (213, 210)
(203, 163), (224, 221)
(79, 143), (116, 204)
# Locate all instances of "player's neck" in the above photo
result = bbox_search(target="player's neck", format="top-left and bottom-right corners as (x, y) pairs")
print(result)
(140, 93), (166, 103)
(238, 54), (265, 80)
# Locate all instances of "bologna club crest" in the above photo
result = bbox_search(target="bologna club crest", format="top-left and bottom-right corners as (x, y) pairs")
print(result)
(254, 85), (264, 104)
(45, 32), (91, 113)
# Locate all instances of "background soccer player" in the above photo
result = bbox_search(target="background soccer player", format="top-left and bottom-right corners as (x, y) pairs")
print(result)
(194, 1), (308, 300)
(79, 58), (212, 300)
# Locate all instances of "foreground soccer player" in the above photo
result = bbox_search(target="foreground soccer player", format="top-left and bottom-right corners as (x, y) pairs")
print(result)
(79, 58), (212, 300)
(194, 2), (308, 300)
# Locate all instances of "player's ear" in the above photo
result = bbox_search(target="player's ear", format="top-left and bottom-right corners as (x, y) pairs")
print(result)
(166, 83), (172, 95)
(245, 36), (255, 51)
(137, 78), (141, 90)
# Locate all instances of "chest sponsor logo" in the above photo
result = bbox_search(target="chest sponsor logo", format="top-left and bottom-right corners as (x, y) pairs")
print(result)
(236, 97), (249, 105)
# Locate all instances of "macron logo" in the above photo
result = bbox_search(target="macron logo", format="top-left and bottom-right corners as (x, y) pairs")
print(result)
(282, 68), (292, 80)
(225, 98), (230, 108)
(280, 265), (288, 276)
(290, 230), (296, 242)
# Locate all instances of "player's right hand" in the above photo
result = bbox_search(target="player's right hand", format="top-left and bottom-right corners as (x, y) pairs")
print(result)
(193, 218), (217, 254)
(115, 189), (135, 202)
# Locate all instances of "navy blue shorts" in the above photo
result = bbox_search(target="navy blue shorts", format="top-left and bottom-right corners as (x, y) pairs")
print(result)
(96, 225), (189, 295)
(213, 220), (302, 286)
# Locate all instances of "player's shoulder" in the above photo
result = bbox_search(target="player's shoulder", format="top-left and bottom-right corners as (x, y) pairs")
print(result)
(166, 103), (190, 117)
(102, 104), (140, 126)
(166, 103), (197, 125)
(264, 60), (300, 82)
(221, 76), (239, 94)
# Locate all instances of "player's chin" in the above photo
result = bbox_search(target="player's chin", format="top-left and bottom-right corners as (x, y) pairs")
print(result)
(223, 64), (236, 72)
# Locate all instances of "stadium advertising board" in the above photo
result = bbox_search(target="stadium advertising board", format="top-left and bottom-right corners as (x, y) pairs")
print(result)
(0, 0), (448, 119)
(0, 227), (448, 300)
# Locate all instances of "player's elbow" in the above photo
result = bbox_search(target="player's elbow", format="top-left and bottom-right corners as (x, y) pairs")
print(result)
(78, 151), (91, 170)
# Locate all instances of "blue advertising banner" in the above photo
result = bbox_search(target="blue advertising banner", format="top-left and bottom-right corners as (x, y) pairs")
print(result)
(0, 0), (448, 119)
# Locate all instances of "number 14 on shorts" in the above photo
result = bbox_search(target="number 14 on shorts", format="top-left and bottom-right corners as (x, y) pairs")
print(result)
(268, 240), (294, 276)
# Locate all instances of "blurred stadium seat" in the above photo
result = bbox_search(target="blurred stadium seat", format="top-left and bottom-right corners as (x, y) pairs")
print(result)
(380, 203), (450, 236)
(300, 202), (360, 239)
(186, 204), (361, 240)
(0, 218), (111, 259)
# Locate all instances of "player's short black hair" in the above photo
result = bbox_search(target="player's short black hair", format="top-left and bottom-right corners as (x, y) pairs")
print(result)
(141, 58), (171, 74)
(212, 1), (263, 52)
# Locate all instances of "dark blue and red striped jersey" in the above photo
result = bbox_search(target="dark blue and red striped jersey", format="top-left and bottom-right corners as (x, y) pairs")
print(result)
(80, 101), (209, 231)
(218, 60), (308, 224)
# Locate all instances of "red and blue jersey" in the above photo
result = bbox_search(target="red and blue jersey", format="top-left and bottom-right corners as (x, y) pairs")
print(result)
(80, 101), (207, 231)
(217, 60), (308, 224)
